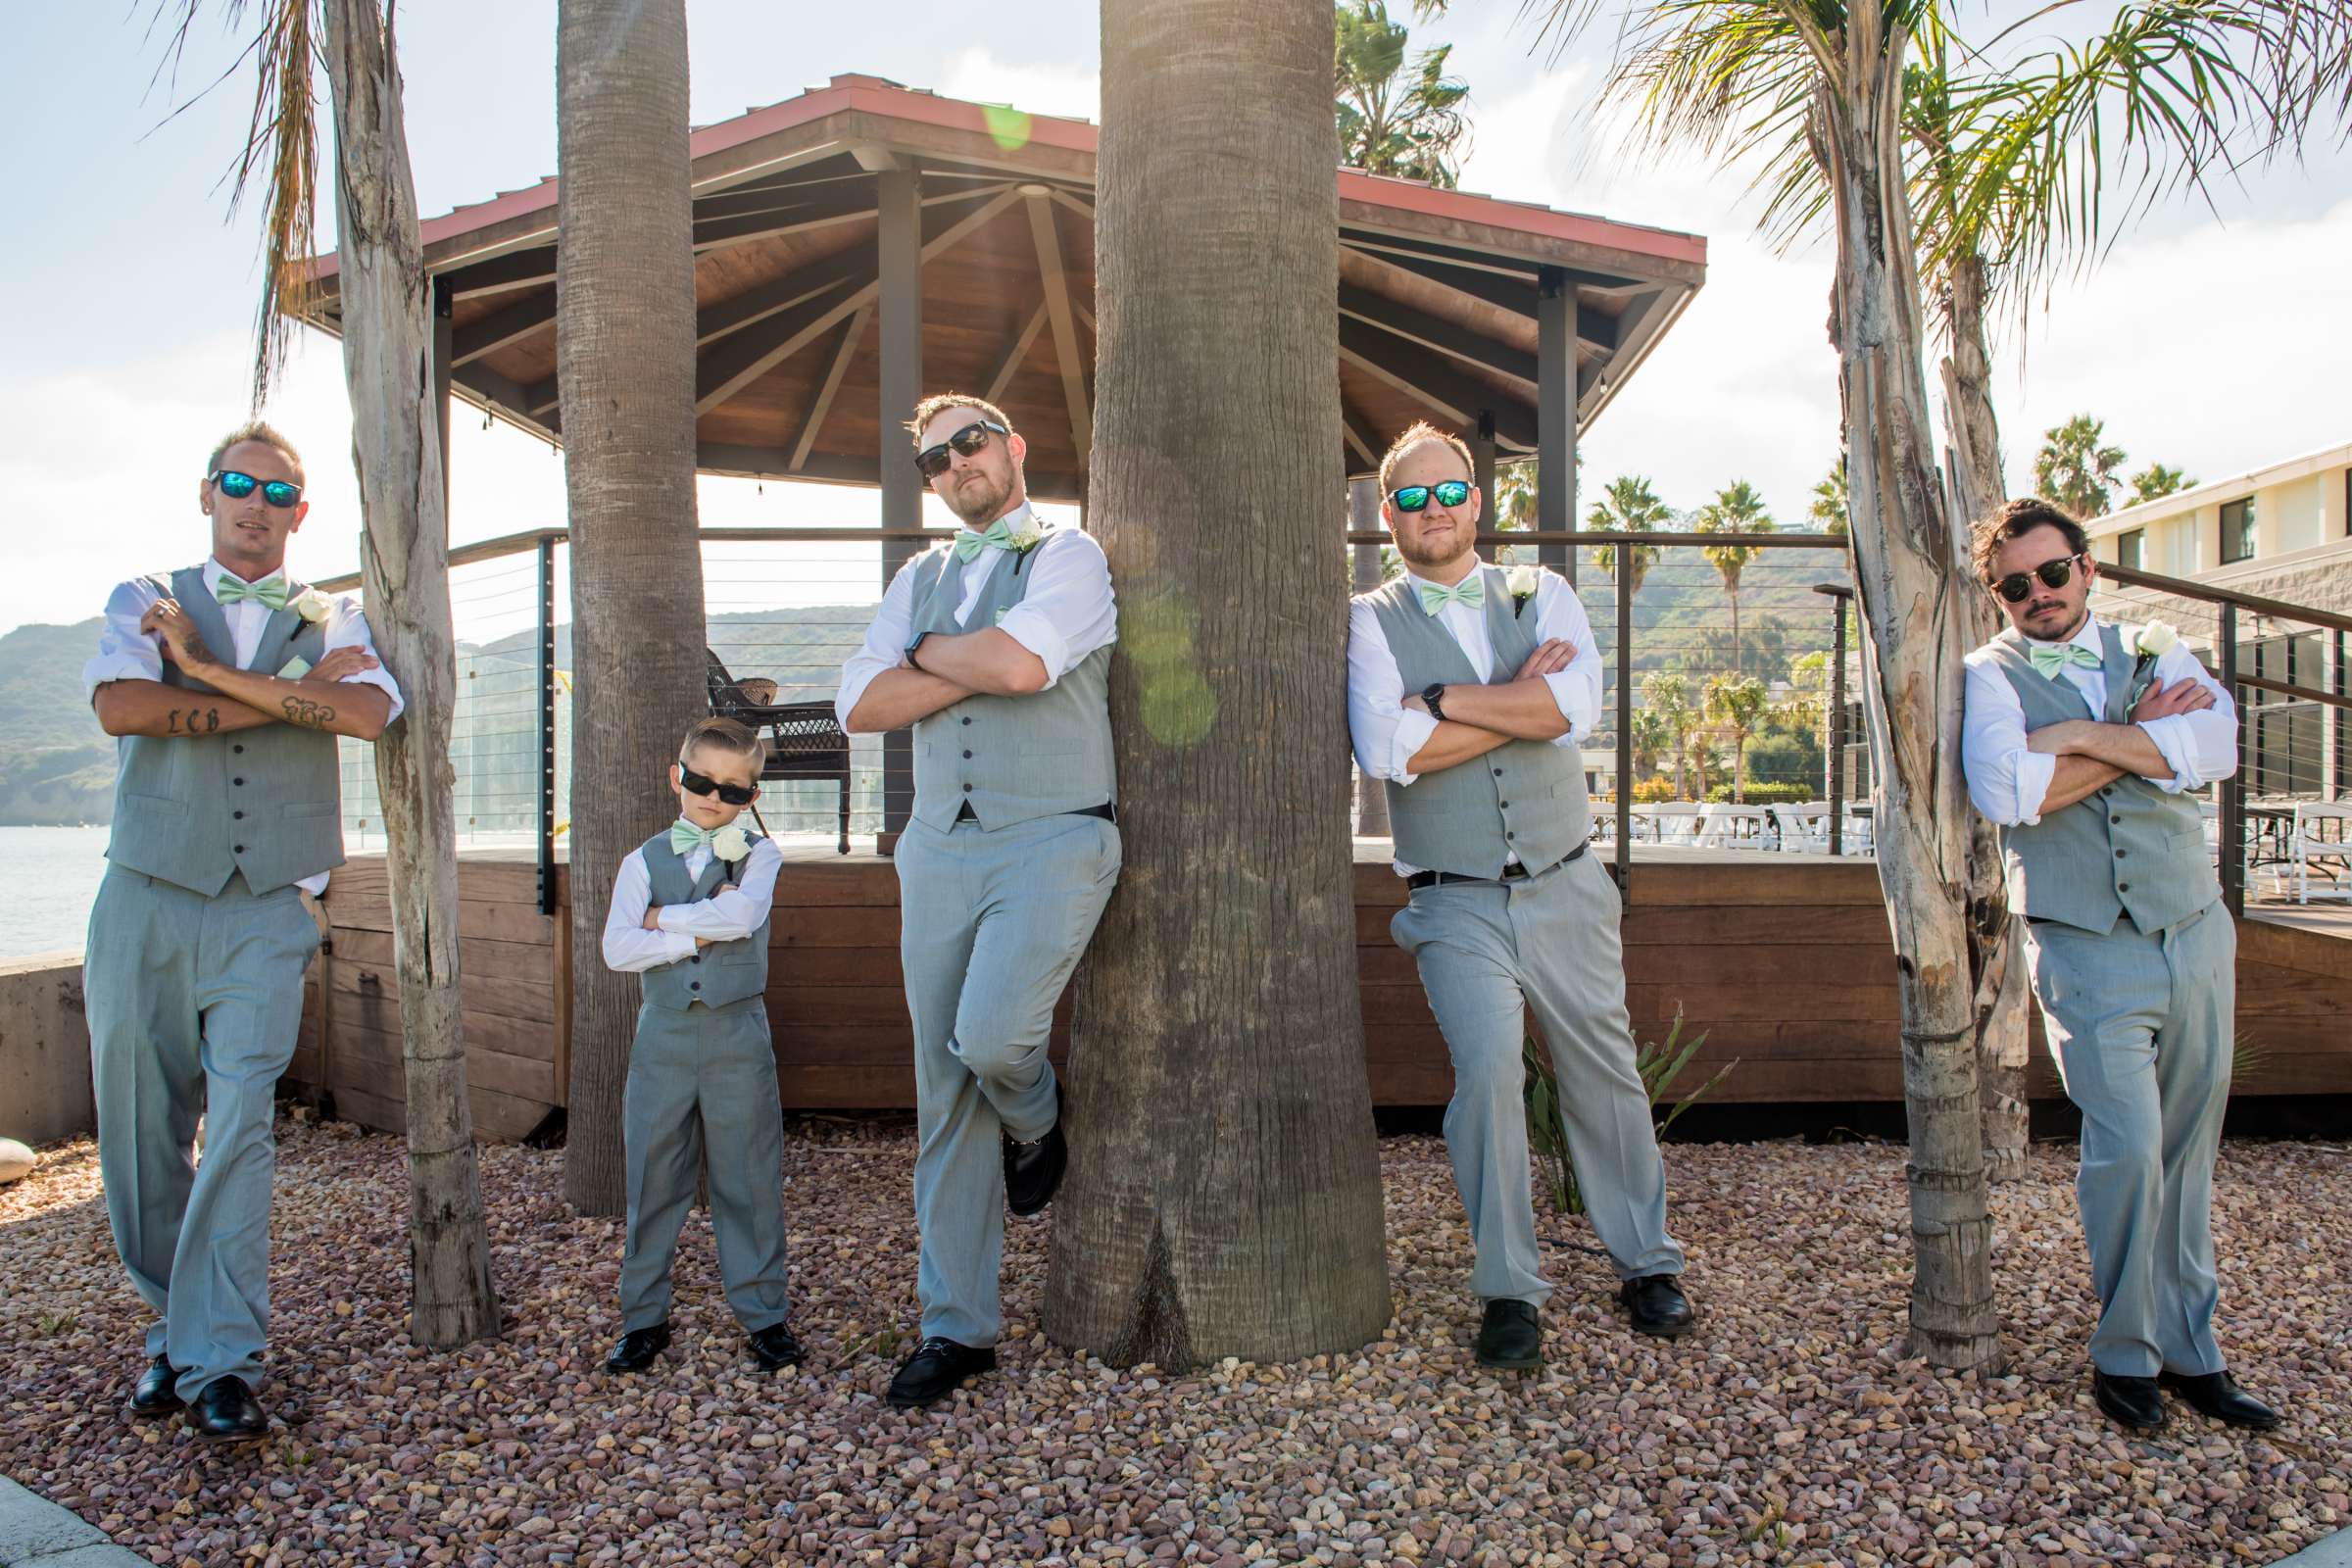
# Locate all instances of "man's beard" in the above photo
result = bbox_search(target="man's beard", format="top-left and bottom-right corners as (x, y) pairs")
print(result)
(1392, 528), (1473, 575)
(2026, 600), (2089, 642)
(946, 466), (1014, 526)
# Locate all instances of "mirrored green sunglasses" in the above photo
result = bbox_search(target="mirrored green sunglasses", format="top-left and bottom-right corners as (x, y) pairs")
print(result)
(1391, 479), (1471, 513)
(211, 469), (303, 509)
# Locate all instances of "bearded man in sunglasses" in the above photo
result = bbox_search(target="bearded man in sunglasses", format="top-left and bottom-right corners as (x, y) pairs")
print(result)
(1961, 497), (2277, 1435)
(1346, 422), (1691, 1370)
(80, 421), (401, 1443)
(836, 394), (1118, 1408)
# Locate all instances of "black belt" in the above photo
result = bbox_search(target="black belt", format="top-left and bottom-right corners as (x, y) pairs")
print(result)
(954, 801), (1118, 825)
(1406, 842), (1584, 892)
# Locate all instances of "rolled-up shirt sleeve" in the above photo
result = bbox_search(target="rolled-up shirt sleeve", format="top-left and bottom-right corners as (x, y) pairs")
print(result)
(995, 528), (1116, 689)
(2135, 642), (2238, 793)
(835, 549), (928, 727)
(1532, 573), (1602, 748)
(602, 850), (698, 972)
(83, 578), (167, 699)
(656, 837), (783, 941)
(321, 594), (405, 723)
(1347, 597), (1436, 785)
(1962, 655), (2055, 826)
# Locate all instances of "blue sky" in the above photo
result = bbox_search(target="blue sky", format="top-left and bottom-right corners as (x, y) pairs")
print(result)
(3, 3), (2346, 636)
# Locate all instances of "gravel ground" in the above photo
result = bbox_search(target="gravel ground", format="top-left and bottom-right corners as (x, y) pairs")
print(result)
(1, 1115), (2345, 1568)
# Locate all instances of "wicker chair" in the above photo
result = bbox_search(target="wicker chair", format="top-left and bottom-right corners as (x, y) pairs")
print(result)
(705, 649), (852, 855)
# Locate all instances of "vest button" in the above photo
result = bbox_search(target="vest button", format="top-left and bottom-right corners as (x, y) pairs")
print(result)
(690, 980), (701, 991)
(233, 777), (245, 787)
(1493, 768), (1504, 778)
(232, 744), (244, 755)
(690, 955), (701, 964)
(2111, 814), (2122, 824)
(963, 783), (973, 793)
(961, 716), (972, 725)
(1505, 830), (1516, 841)
(963, 750), (973, 760)
(1498, 801), (1510, 809)
(233, 810), (245, 820)
(2115, 850), (2127, 858)
(2119, 882), (2132, 893)
(233, 844), (245, 854)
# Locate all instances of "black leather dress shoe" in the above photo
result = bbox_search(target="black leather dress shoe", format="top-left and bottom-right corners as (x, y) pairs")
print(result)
(1004, 1083), (1067, 1217)
(1474, 1299), (1543, 1370)
(887, 1337), (998, 1409)
(184, 1377), (270, 1444)
(2159, 1369), (2281, 1431)
(2092, 1370), (2168, 1432)
(130, 1354), (182, 1419)
(605, 1323), (670, 1374)
(1620, 1274), (1695, 1338)
(748, 1322), (804, 1372)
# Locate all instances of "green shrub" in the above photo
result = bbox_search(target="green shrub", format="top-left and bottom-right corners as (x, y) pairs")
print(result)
(1523, 1008), (1736, 1217)
(1702, 780), (1815, 806)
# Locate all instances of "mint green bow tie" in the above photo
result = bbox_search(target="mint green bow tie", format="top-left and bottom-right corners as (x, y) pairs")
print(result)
(668, 819), (717, 855)
(2027, 642), (2102, 680)
(1417, 574), (1486, 615)
(214, 574), (288, 611)
(955, 519), (1015, 563)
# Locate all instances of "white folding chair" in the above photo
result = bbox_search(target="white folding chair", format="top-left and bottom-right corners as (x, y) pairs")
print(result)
(2285, 803), (2352, 904)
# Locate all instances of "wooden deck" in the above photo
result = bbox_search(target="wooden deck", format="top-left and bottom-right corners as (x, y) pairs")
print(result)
(292, 839), (2352, 1140)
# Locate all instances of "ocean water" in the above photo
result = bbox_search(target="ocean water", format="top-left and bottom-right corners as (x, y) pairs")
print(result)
(0, 825), (113, 959)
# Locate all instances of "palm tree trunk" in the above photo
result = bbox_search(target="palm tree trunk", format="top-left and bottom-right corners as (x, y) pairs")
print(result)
(1811, 0), (2002, 1372)
(1045, 0), (1392, 1366)
(556, 0), (711, 1215)
(1939, 253), (2031, 1185)
(318, 0), (499, 1344)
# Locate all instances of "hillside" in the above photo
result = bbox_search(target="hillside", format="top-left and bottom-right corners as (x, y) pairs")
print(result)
(0, 618), (116, 825)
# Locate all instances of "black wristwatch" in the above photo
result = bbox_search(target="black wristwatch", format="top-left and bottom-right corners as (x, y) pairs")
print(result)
(905, 632), (930, 671)
(1421, 682), (1448, 722)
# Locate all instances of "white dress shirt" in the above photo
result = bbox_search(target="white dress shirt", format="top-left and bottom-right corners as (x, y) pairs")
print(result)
(834, 506), (1118, 725)
(1348, 564), (1601, 876)
(83, 559), (409, 896)
(601, 832), (785, 973)
(1962, 614), (2237, 827)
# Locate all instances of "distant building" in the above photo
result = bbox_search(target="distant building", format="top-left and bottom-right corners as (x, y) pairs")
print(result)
(2083, 439), (2349, 800)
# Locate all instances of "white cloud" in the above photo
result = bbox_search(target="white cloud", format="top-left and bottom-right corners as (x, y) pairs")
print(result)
(931, 47), (1101, 123)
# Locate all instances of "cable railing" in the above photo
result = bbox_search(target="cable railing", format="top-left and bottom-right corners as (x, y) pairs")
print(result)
(314, 520), (2347, 915)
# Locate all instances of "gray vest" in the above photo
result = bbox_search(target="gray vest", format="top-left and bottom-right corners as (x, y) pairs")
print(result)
(1984, 622), (2219, 934)
(104, 565), (342, 897)
(1367, 567), (1592, 879)
(636, 829), (771, 1011)
(908, 534), (1115, 831)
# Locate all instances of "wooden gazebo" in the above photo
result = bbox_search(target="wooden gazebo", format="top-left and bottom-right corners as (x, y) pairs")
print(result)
(303, 73), (1707, 526)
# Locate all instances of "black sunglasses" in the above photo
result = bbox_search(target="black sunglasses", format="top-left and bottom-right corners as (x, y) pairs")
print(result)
(211, 469), (303, 509)
(1391, 479), (1472, 513)
(1992, 552), (2086, 604)
(678, 762), (758, 807)
(913, 419), (1008, 480)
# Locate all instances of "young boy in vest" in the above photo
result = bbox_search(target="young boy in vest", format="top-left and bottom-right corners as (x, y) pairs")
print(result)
(599, 716), (799, 1374)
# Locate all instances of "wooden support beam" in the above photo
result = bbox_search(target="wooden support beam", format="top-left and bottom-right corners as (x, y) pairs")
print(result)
(1337, 318), (1538, 451)
(1537, 267), (1578, 579)
(1025, 189), (1091, 465)
(693, 279), (862, 414)
(451, 290), (557, 367)
(1340, 229), (1647, 291)
(984, 302), (1051, 406)
(698, 442), (1084, 502)
(697, 244), (872, 346)
(1050, 189), (1095, 224)
(1338, 283), (1537, 384)
(789, 306), (869, 471)
(1340, 399), (1382, 471)
(431, 277), (453, 514)
(1341, 242), (1618, 350)
(456, 363), (556, 431)
(692, 179), (1013, 253)
(442, 247), (558, 300)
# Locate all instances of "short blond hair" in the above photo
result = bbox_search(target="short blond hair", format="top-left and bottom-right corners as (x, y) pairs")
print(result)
(678, 715), (767, 775)
(906, 392), (1015, 447)
(1377, 420), (1475, 497)
(208, 419), (306, 485)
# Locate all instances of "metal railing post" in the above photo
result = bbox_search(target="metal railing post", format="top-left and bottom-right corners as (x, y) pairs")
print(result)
(2220, 600), (2243, 916)
(1615, 564), (1633, 906)
(536, 535), (558, 916)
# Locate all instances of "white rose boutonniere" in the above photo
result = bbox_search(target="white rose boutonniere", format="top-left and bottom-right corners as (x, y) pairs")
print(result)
(1007, 523), (1047, 572)
(291, 587), (334, 623)
(2131, 619), (2179, 661)
(710, 824), (753, 863)
(1505, 564), (1544, 617)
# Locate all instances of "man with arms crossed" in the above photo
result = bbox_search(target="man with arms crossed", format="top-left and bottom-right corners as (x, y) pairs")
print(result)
(84, 421), (401, 1442)
(1347, 422), (1692, 1370)
(837, 394), (1119, 1408)
(1962, 497), (2277, 1433)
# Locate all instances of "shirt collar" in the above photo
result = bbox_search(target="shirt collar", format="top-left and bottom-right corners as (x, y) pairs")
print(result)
(963, 501), (1039, 541)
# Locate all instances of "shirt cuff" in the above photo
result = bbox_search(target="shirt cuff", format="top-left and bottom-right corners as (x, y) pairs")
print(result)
(82, 651), (162, 700)
(2012, 751), (2057, 826)
(2136, 715), (2199, 793)
(1538, 670), (1591, 748)
(1387, 710), (1438, 785)
(995, 606), (1071, 688)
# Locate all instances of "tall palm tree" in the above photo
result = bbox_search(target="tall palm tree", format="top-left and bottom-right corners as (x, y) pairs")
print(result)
(2034, 414), (2128, 517)
(1335, 0), (1473, 185)
(1587, 473), (1670, 596)
(2129, 462), (2196, 505)
(1703, 672), (1770, 804)
(1049, 0), (1392, 1366)
(168, 0), (498, 1345)
(1642, 668), (1695, 800)
(556, 0), (712, 1215)
(1692, 480), (1774, 676)
(1808, 461), (1849, 536)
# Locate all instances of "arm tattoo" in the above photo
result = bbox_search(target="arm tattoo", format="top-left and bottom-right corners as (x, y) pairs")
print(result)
(279, 695), (336, 730)
(166, 707), (219, 735)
